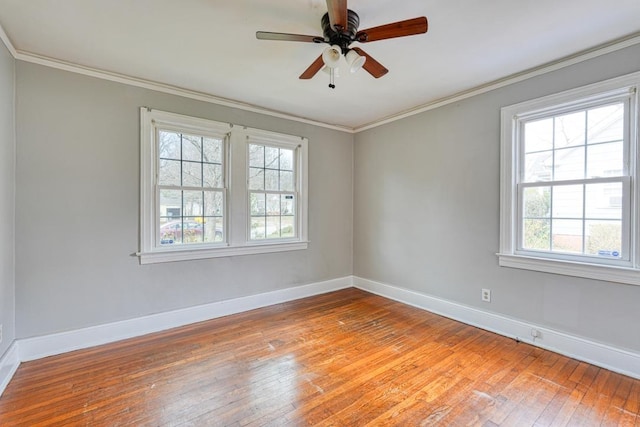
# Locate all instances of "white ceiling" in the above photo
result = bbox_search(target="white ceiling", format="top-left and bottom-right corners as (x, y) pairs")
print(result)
(0, 0), (639, 130)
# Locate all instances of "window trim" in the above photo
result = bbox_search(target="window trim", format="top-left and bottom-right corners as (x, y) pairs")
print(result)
(139, 108), (308, 264)
(498, 72), (640, 286)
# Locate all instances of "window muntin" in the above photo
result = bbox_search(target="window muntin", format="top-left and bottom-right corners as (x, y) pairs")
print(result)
(248, 143), (297, 241)
(517, 101), (629, 262)
(157, 130), (225, 246)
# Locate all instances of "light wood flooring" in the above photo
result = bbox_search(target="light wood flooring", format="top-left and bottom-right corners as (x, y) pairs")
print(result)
(0, 288), (638, 426)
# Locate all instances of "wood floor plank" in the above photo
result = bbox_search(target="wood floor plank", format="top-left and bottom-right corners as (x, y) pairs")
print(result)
(0, 288), (638, 426)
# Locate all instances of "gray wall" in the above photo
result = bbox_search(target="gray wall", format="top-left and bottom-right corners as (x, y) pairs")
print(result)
(354, 44), (640, 353)
(0, 40), (15, 356)
(15, 62), (353, 338)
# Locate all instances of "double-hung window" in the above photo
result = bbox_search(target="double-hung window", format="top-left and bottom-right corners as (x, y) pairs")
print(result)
(499, 72), (640, 285)
(248, 140), (298, 241)
(139, 109), (308, 264)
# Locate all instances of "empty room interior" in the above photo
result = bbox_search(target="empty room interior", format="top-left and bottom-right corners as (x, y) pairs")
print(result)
(1, 0), (640, 425)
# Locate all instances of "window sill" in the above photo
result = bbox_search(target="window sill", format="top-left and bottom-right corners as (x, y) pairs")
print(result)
(497, 253), (640, 286)
(139, 241), (309, 264)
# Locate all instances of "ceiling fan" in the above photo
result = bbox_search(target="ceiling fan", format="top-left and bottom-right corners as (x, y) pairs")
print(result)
(256, 0), (428, 87)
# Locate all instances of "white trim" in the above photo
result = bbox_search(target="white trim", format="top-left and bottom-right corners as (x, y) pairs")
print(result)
(15, 51), (353, 133)
(0, 22), (636, 133)
(0, 343), (20, 397)
(138, 241), (309, 264)
(353, 276), (640, 380)
(4, 276), (640, 397)
(354, 33), (640, 132)
(0, 23), (17, 57)
(497, 253), (640, 286)
(17, 277), (352, 362)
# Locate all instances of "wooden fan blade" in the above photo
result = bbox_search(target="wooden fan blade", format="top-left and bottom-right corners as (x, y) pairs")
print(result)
(326, 0), (348, 31)
(256, 31), (323, 43)
(351, 48), (388, 78)
(356, 17), (428, 43)
(299, 55), (325, 79)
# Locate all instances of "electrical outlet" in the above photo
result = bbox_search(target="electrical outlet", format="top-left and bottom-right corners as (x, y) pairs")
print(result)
(481, 289), (491, 302)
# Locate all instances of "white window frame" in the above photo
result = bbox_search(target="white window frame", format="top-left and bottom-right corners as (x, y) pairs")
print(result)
(245, 131), (304, 244)
(139, 108), (308, 264)
(498, 72), (640, 285)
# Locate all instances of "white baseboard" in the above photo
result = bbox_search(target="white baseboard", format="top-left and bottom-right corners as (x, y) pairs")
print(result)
(18, 276), (352, 363)
(0, 343), (20, 397)
(4, 274), (638, 399)
(353, 276), (640, 380)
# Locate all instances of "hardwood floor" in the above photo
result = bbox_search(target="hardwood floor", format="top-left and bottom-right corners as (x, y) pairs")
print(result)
(0, 288), (638, 426)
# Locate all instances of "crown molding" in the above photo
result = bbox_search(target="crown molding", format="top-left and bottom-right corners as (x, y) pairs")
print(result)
(12, 49), (355, 134)
(353, 32), (640, 132)
(1, 17), (639, 134)
(0, 22), (16, 57)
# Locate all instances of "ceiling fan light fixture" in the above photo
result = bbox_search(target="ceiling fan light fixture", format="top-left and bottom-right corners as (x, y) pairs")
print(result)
(322, 66), (340, 77)
(322, 44), (342, 69)
(345, 49), (366, 73)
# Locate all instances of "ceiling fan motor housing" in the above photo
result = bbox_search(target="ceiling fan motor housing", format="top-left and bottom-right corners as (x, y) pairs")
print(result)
(321, 10), (360, 52)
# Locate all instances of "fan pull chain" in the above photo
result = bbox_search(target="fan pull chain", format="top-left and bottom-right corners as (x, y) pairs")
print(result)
(329, 68), (336, 89)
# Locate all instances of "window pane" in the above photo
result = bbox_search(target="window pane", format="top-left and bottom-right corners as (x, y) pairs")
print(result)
(524, 118), (553, 153)
(182, 217), (204, 243)
(267, 216), (280, 238)
(251, 217), (266, 240)
(266, 194), (280, 215)
(203, 137), (223, 164)
(523, 219), (550, 250)
(552, 219), (583, 253)
(183, 190), (203, 217)
(280, 148), (294, 170)
(158, 159), (181, 186)
(247, 143), (298, 242)
(585, 183), (622, 220)
(182, 134), (202, 162)
(265, 169), (279, 191)
(160, 189), (182, 219)
(159, 218), (182, 245)
(586, 141), (623, 178)
(265, 146), (279, 168)
(249, 168), (264, 190)
(552, 185), (583, 219)
(203, 217), (223, 243)
(249, 144), (264, 168)
(554, 111), (585, 148)
(586, 220), (621, 257)
(523, 187), (550, 218)
(182, 161), (202, 187)
(524, 151), (553, 182)
(553, 146), (584, 181)
(204, 191), (223, 217)
(281, 194), (295, 215)
(250, 193), (266, 215)
(280, 170), (294, 191)
(587, 103), (624, 145)
(203, 163), (223, 188)
(281, 215), (295, 238)
(159, 131), (180, 160)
